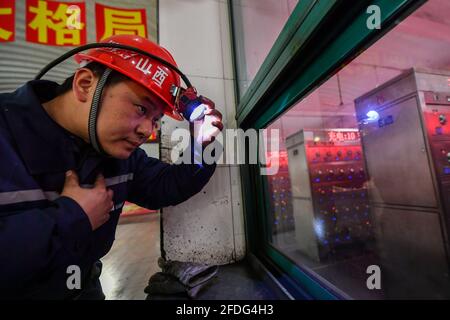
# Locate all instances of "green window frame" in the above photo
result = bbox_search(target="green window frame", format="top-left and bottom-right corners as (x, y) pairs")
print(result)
(232, 0), (427, 299)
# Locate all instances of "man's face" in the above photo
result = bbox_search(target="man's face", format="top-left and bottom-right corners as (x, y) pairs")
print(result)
(96, 79), (165, 159)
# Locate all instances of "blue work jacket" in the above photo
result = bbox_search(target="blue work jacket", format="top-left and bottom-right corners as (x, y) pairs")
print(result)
(0, 80), (215, 299)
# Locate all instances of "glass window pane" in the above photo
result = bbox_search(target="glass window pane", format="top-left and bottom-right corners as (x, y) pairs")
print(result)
(263, 0), (450, 299)
(231, 0), (299, 99)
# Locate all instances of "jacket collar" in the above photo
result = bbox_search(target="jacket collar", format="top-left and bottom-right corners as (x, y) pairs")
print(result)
(3, 80), (89, 175)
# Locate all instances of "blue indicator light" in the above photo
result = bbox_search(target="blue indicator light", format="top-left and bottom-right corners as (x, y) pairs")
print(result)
(366, 110), (379, 121)
(314, 178), (321, 182)
(444, 167), (450, 175)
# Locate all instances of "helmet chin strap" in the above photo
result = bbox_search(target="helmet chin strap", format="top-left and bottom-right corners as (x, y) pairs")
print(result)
(88, 67), (112, 155)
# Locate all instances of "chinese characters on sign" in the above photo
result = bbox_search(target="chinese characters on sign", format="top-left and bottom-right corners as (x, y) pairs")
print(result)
(327, 131), (360, 143)
(26, 0), (86, 46)
(0, 0), (15, 42)
(9, 1), (150, 46)
(95, 3), (147, 41)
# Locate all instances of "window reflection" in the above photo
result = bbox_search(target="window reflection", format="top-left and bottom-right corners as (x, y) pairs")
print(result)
(264, 0), (450, 299)
(231, 0), (299, 98)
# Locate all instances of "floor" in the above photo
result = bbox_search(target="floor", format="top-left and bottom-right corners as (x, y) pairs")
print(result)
(146, 260), (280, 300)
(99, 213), (280, 300)
(100, 214), (162, 300)
(272, 229), (385, 299)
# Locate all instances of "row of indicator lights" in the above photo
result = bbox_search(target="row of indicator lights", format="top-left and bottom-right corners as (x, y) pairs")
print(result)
(270, 174), (291, 223)
(270, 176), (290, 186)
(318, 211), (370, 218)
(311, 150), (362, 162)
(313, 168), (365, 182)
(269, 175), (290, 200)
(270, 175), (289, 181)
(320, 229), (372, 245)
(274, 213), (292, 226)
(319, 224), (372, 235)
(318, 193), (367, 203)
(317, 217), (372, 226)
(314, 150), (360, 157)
(273, 216), (295, 225)
(319, 204), (370, 213)
(271, 175), (287, 179)
(315, 188), (368, 196)
(319, 213), (371, 220)
(318, 224), (371, 233)
(321, 238), (351, 245)
(315, 187), (368, 194)
(272, 207), (371, 220)
(273, 200), (289, 206)
(272, 190), (291, 197)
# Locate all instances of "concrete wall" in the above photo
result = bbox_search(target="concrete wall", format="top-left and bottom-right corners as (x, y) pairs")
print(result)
(139, 143), (159, 159)
(159, 0), (245, 265)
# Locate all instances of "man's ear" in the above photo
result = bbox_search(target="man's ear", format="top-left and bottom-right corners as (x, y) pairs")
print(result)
(72, 68), (97, 103)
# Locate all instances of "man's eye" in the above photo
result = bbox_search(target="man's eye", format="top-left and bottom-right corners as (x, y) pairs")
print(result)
(135, 104), (147, 115)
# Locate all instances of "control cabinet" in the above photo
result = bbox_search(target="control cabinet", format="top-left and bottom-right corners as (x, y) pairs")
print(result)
(286, 129), (372, 262)
(355, 68), (450, 297)
(267, 151), (295, 235)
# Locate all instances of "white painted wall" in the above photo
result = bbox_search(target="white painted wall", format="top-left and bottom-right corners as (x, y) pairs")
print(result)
(159, 0), (245, 265)
(139, 143), (160, 159)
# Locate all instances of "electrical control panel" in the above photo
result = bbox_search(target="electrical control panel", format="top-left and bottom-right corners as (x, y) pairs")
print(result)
(286, 129), (372, 262)
(424, 94), (450, 229)
(267, 151), (295, 235)
(423, 91), (450, 191)
(354, 68), (450, 297)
